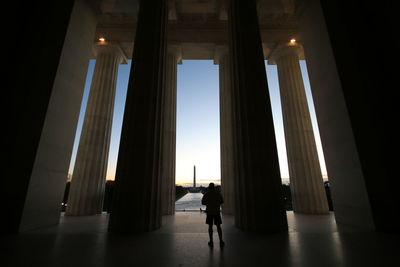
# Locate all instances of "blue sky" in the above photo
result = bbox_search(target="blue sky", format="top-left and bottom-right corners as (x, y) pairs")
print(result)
(175, 61), (221, 186)
(68, 59), (327, 185)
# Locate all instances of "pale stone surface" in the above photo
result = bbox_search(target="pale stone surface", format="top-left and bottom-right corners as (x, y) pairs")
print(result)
(66, 43), (126, 216)
(161, 48), (179, 215)
(297, 0), (374, 228)
(19, 0), (97, 231)
(270, 44), (329, 214)
(216, 47), (235, 215)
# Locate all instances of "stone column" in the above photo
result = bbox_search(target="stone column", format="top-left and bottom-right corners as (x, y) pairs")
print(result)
(229, 0), (288, 232)
(298, 0), (378, 230)
(215, 46), (235, 215)
(66, 43), (127, 216)
(108, 0), (167, 233)
(3, 1), (79, 233)
(270, 44), (329, 214)
(17, 1), (97, 231)
(161, 46), (180, 215)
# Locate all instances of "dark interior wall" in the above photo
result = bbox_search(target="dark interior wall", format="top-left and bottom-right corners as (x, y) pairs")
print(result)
(1, 1), (75, 234)
(318, 0), (398, 232)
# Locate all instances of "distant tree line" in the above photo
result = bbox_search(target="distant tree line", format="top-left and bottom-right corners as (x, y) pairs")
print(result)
(175, 185), (188, 201)
(61, 181), (333, 212)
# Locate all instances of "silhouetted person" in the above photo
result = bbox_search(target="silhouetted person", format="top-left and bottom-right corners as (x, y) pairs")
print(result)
(201, 182), (224, 247)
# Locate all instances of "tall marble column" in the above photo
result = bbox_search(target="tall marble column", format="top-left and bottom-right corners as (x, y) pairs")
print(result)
(229, 0), (287, 232)
(161, 46), (180, 215)
(270, 44), (329, 214)
(216, 46), (235, 215)
(108, 0), (167, 233)
(66, 43), (127, 216)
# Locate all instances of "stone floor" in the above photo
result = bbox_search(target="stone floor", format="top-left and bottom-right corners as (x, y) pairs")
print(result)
(0, 212), (398, 267)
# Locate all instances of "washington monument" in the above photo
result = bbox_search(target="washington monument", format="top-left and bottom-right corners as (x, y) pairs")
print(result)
(193, 165), (196, 188)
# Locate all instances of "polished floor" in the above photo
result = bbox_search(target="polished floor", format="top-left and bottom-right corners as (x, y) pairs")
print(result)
(0, 212), (398, 267)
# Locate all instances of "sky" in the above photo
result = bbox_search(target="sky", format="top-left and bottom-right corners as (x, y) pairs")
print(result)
(68, 59), (327, 186)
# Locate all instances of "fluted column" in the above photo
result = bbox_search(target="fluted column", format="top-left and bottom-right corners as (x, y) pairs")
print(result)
(216, 47), (235, 215)
(229, 0), (288, 232)
(161, 46), (180, 215)
(271, 44), (329, 214)
(108, 0), (167, 233)
(66, 43), (127, 216)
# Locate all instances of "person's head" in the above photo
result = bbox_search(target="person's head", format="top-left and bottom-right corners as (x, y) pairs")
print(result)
(208, 183), (215, 190)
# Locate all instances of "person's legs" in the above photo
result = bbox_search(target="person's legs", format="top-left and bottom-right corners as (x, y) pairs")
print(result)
(208, 224), (213, 243)
(206, 214), (214, 246)
(216, 224), (222, 240)
(216, 224), (224, 246)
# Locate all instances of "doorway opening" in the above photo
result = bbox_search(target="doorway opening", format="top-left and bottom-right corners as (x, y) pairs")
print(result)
(175, 60), (220, 212)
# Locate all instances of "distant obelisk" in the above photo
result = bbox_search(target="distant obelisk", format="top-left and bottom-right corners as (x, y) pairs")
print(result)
(193, 165), (196, 188)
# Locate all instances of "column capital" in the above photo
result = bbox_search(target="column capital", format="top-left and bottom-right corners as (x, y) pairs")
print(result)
(268, 44), (304, 65)
(167, 44), (182, 64)
(213, 45), (229, 65)
(168, 0), (177, 20)
(93, 42), (128, 64)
